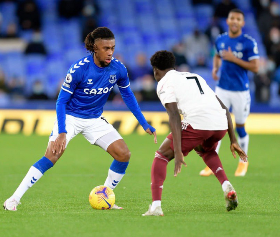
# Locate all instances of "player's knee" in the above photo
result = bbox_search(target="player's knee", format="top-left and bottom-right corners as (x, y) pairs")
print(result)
(116, 148), (131, 162)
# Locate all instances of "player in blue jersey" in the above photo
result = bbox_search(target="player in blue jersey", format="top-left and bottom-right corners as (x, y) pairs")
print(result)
(3, 27), (156, 211)
(200, 9), (259, 177)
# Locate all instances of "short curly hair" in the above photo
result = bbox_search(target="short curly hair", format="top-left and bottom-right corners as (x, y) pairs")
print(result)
(150, 50), (175, 70)
(84, 27), (115, 54)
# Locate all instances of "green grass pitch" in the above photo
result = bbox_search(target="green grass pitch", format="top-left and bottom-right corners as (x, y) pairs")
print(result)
(1, 133), (279, 237)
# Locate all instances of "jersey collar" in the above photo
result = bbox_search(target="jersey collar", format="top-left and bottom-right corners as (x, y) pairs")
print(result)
(158, 69), (175, 85)
(92, 55), (108, 71)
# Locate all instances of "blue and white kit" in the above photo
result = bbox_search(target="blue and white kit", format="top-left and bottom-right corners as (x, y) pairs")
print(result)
(50, 55), (154, 148)
(215, 32), (259, 124)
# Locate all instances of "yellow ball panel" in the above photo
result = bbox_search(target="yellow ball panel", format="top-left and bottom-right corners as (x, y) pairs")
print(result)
(89, 185), (115, 210)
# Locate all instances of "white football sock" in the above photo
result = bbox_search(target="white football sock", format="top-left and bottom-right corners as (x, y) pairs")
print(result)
(238, 134), (249, 162)
(12, 166), (43, 202)
(222, 180), (231, 192)
(104, 169), (124, 190)
(215, 140), (222, 154)
(151, 200), (161, 212)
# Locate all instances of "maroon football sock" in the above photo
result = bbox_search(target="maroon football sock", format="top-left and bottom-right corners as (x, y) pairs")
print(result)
(202, 150), (228, 184)
(151, 151), (169, 201)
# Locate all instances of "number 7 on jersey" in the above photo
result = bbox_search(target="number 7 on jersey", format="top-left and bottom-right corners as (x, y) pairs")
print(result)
(186, 76), (204, 94)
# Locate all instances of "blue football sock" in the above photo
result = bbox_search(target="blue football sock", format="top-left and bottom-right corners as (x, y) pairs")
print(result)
(33, 156), (54, 174)
(104, 160), (129, 189)
(109, 160), (129, 174)
(236, 127), (247, 138)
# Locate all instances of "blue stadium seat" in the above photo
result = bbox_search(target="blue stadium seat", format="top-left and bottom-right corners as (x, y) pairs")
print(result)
(25, 55), (46, 76)
(138, 16), (158, 34)
(232, 0), (250, 10)
(42, 25), (63, 54)
(60, 18), (82, 49)
(3, 52), (26, 80)
(64, 47), (87, 67)
(177, 18), (197, 37)
(0, 2), (17, 33)
(24, 54), (48, 95)
(0, 0), (269, 101)
(194, 4), (214, 30)
(36, 0), (57, 11)
(154, 0), (174, 18)
(46, 56), (66, 98)
(135, 0), (154, 14)
(174, 1), (196, 36)
(194, 4), (214, 18)
(96, 0), (114, 11)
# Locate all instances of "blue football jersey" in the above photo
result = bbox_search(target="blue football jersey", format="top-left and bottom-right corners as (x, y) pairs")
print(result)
(61, 55), (130, 119)
(215, 32), (259, 91)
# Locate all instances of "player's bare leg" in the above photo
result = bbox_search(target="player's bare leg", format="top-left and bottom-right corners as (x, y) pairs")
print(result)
(143, 138), (173, 216)
(3, 142), (63, 211)
(104, 139), (131, 210)
(235, 123), (249, 176)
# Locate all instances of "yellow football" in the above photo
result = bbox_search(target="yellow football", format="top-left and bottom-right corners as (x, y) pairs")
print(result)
(89, 185), (115, 210)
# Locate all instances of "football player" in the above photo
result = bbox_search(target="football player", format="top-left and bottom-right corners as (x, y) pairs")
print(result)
(200, 9), (259, 177)
(142, 50), (247, 216)
(4, 27), (156, 211)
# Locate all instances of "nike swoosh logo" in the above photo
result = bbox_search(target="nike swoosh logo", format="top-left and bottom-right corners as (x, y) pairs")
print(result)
(101, 196), (111, 209)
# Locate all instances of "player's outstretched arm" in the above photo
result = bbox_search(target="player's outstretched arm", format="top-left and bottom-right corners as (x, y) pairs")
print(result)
(165, 102), (186, 176)
(118, 86), (157, 143)
(216, 96), (248, 162)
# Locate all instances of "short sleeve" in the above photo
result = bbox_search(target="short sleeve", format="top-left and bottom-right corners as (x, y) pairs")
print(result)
(117, 63), (130, 88)
(61, 67), (83, 94)
(247, 39), (259, 61)
(158, 80), (177, 107)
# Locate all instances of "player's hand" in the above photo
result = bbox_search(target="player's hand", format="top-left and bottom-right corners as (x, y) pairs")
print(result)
(52, 133), (67, 155)
(221, 47), (236, 62)
(230, 142), (248, 162)
(145, 128), (157, 144)
(143, 123), (157, 144)
(212, 67), (219, 81)
(174, 152), (187, 177)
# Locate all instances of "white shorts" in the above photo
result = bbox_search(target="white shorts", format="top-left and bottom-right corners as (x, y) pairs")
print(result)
(49, 114), (123, 151)
(215, 87), (251, 124)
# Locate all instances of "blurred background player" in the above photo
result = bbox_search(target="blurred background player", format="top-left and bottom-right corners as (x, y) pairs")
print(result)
(142, 50), (247, 216)
(3, 27), (156, 211)
(200, 9), (259, 177)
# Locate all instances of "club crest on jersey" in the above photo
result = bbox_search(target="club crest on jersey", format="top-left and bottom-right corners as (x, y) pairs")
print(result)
(87, 79), (93, 84)
(109, 75), (117, 84)
(65, 73), (72, 83)
(235, 43), (243, 51)
(220, 43), (225, 49)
